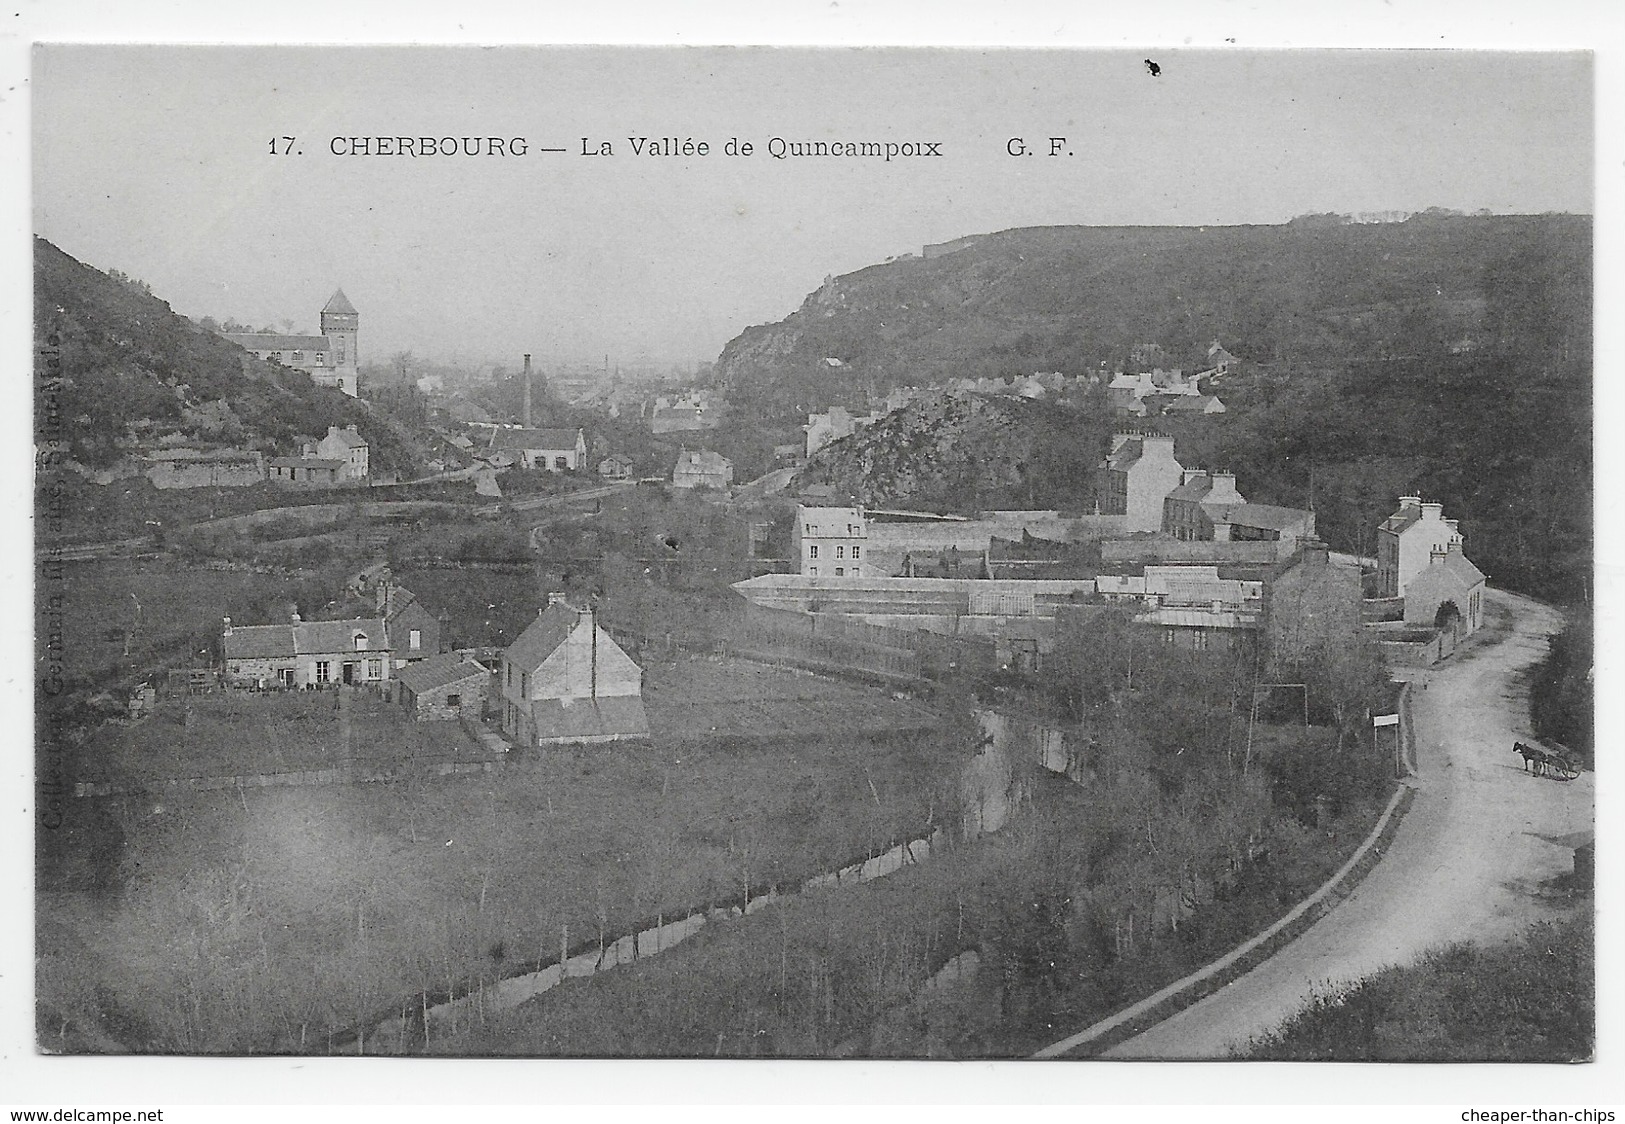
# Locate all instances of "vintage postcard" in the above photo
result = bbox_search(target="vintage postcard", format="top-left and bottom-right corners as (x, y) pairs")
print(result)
(27, 40), (1595, 1085)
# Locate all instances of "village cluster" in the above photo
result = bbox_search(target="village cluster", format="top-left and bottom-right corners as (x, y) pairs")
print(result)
(169, 287), (1484, 759)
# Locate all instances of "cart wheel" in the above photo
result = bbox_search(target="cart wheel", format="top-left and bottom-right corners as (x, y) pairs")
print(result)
(1554, 755), (1582, 781)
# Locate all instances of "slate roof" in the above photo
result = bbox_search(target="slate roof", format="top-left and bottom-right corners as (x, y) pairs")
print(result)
(675, 449), (732, 474)
(1101, 437), (1143, 470)
(1209, 503), (1315, 533)
(529, 695), (650, 742)
(222, 333), (332, 352)
(1440, 549), (1486, 586)
(269, 456), (345, 470)
(1380, 506), (1423, 534)
(397, 654), (488, 694)
(323, 289), (358, 315)
(224, 624), (296, 660)
(490, 427), (582, 452)
(297, 618), (390, 654)
(504, 601), (585, 673)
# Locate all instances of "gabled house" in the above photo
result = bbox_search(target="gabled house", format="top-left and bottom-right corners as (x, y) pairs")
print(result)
(498, 595), (650, 746)
(1402, 541), (1487, 636)
(489, 426), (587, 471)
(315, 425), (369, 480)
(598, 453), (635, 480)
(379, 584), (447, 664)
(222, 614), (393, 688)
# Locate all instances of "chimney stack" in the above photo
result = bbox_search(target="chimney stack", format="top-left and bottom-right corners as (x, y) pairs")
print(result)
(1399, 495), (1422, 511)
(1421, 502), (1444, 522)
(523, 354), (533, 428)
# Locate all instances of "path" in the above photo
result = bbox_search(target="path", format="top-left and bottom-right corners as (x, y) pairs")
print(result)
(1093, 589), (1591, 1059)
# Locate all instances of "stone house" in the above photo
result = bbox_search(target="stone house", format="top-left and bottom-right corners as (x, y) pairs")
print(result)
(498, 595), (649, 746)
(222, 614), (393, 688)
(1095, 433), (1185, 532)
(396, 654), (489, 721)
(1162, 471), (1246, 541)
(268, 456), (345, 485)
(1264, 539), (1363, 673)
(671, 448), (733, 489)
(144, 448), (265, 489)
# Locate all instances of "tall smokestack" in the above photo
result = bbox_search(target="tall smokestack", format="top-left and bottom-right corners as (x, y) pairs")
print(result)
(523, 354), (532, 428)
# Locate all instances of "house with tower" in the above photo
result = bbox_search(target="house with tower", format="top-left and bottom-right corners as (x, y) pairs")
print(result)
(220, 289), (362, 397)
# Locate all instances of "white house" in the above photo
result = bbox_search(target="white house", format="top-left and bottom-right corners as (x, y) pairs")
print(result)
(1377, 496), (1464, 598)
(792, 504), (868, 578)
(314, 425), (369, 480)
(498, 595), (649, 746)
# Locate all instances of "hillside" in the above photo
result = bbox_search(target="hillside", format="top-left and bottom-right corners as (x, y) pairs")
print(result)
(793, 393), (1107, 512)
(34, 237), (428, 479)
(723, 213), (1591, 601)
(714, 213), (1591, 416)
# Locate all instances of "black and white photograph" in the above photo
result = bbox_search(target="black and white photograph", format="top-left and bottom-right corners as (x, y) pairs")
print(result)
(11, 6), (1616, 1109)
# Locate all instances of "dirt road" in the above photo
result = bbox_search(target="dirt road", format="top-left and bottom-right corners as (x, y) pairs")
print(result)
(1101, 589), (1592, 1059)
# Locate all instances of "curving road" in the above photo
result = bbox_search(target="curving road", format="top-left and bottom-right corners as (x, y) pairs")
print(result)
(1098, 588), (1592, 1059)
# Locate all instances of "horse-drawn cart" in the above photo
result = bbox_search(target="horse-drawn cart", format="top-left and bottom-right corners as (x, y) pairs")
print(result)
(1514, 740), (1582, 781)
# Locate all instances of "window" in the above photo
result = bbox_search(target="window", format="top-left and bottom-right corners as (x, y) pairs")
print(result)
(554, 456), (569, 470)
(506, 662), (513, 687)
(1192, 628), (1209, 651)
(809, 545), (818, 559)
(835, 545), (845, 559)
(409, 628), (422, 651)
(835, 567), (845, 577)
(521, 671), (528, 697)
(315, 352), (325, 364)
(849, 524), (858, 534)
(851, 546), (861, 560)
(809, 566), (818, 576)
(291, 350), (304, 362)
(447, 693), (462, 708)
(315, 661), (331, 683)
(353, 633), (369, 650)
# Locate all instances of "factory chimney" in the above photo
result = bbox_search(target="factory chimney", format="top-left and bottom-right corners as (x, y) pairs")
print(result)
(522, 353), (532, 428)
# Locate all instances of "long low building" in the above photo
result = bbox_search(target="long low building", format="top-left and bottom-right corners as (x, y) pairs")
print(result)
(732, 573), (1097, 618)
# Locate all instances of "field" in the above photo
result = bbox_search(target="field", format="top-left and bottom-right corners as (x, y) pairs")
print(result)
(72, 691), (486, 787)
(39, 655), (958, 1053)
(642, 658), (937, 739)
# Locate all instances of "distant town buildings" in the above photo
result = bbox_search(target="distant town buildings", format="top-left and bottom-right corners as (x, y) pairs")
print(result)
(220, 290), (361, 397)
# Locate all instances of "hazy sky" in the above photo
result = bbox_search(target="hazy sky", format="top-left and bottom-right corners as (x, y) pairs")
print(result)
(33, 46), (1592, 369)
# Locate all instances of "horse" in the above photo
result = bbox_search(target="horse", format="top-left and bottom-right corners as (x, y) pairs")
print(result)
(1513, 741), (1548, 776)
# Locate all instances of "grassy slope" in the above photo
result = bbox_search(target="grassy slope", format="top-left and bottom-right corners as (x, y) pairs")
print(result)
(1241, 912), (1593, 1061)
